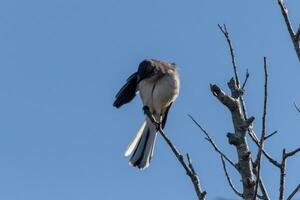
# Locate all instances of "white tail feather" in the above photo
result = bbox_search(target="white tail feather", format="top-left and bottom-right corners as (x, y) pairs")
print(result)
(128, 117), (157, 169)
(124, 121), (146, 157)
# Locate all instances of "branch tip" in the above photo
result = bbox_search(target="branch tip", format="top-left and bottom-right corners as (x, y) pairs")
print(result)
(294, 102), (300, 113)
(264, 130), (278, 141)
(242, 69), (250, 90)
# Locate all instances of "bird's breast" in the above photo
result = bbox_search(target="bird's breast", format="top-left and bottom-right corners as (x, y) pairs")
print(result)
(138, 71), (179, 114)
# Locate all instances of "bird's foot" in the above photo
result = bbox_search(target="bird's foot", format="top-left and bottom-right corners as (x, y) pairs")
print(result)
(143, 106), (161, 130)
(143, 106), (151, 115)
(153, 120), (161, 131)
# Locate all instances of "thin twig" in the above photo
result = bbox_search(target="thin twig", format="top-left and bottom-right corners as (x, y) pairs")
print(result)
(278, 0), (295, 40)
(218, 23), (249, 132)
(144, 109), (206, 200)
(277, 0), (300, 61)
(253, 57), (268, 199)
(218, 24), (240, 86)
(296, 25), (300, 42)
(187, 154), (197, 175)
(295, 24), (300, 42)
(294, 102), (300, 113)
(279, 147), (300, 200)
(189, 114), (237, 169)
(284, 147), (300, 159)
(258, 179), (270, 200)
(264, 130), (278, 141)
(220, 155), (243, 197)
(287, 184), (300, 200)
(249, 128), (281, 168)
(242, 69), (250, 90)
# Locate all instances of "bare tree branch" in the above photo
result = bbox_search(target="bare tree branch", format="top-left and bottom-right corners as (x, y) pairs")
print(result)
(279, 147), (300, 200)
(186, 154), (196, 173)
(218, 24), (279, 174)
(217, 25), (271, 199)
(189, 115), (237, 169)
(218, 23), (251, 127)
(217, 23), (295, 200)
(287, 184), (300, 200)
(277, 0), (300, 61)
(253, 57), (268, 199)
(218, 24), (250, 123)
(264, 130), (278, 141)
(143, 108), (206, 200)
(189, 113), (266, 199)
(284, 147), (300, 159)
(294, 102), (300, 113)
(258, 179), (270, 200)
(277, 0), (295, 40)
(242, 69), (250, 90)
(248, 128), (281, 168)
(220, 155), (243, 198)
(279, 149), (287, 200)
(296, 25), (300, 42)
(218, 24), (241, 86)
(189, 113), (271, 200)
(209, 81), (256, 199)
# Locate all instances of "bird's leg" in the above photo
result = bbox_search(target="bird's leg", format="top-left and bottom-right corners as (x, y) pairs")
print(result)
(143, 106), (161, 130)
(143, 105), (151, 116)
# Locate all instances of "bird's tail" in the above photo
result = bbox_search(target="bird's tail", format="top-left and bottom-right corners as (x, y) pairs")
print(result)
(125, 117), (157, 169)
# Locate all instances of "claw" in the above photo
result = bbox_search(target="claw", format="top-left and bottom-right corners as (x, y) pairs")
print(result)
(154, 121), (161, 131)
(143, 106), (150, 115)
(143, 106), (161, 130)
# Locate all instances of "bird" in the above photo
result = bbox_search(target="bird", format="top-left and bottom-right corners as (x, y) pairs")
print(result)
(113, 59), (180, 169)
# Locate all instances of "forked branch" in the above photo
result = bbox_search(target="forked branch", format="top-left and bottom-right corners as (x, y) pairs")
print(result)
(279, 148), (300, 200)
(144, 108), (206, 200)
(189, 115), (237, 169)
(217, 24), (270, 200)
(253, 57), (268, 199)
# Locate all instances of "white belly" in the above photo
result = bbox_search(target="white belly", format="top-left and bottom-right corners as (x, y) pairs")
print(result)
(138, 71), (180, 115)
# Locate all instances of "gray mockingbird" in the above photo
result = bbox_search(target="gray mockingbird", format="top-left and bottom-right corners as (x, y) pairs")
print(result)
(113, 59), (180, 169)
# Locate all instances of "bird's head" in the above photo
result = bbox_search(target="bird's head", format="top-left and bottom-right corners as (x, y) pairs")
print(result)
(137, 59), (161, 82)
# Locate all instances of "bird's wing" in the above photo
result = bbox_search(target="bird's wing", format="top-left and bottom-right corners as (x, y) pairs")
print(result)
(161, 102), (173, 129)
(113, 72), (138, 108)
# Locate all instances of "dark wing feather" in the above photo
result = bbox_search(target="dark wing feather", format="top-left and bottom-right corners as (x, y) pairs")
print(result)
(162, 102), (173, 129)
(113, 72), (138, 108)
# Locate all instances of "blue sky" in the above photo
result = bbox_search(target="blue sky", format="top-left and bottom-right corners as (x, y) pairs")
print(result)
(0, 0), (299, 199)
